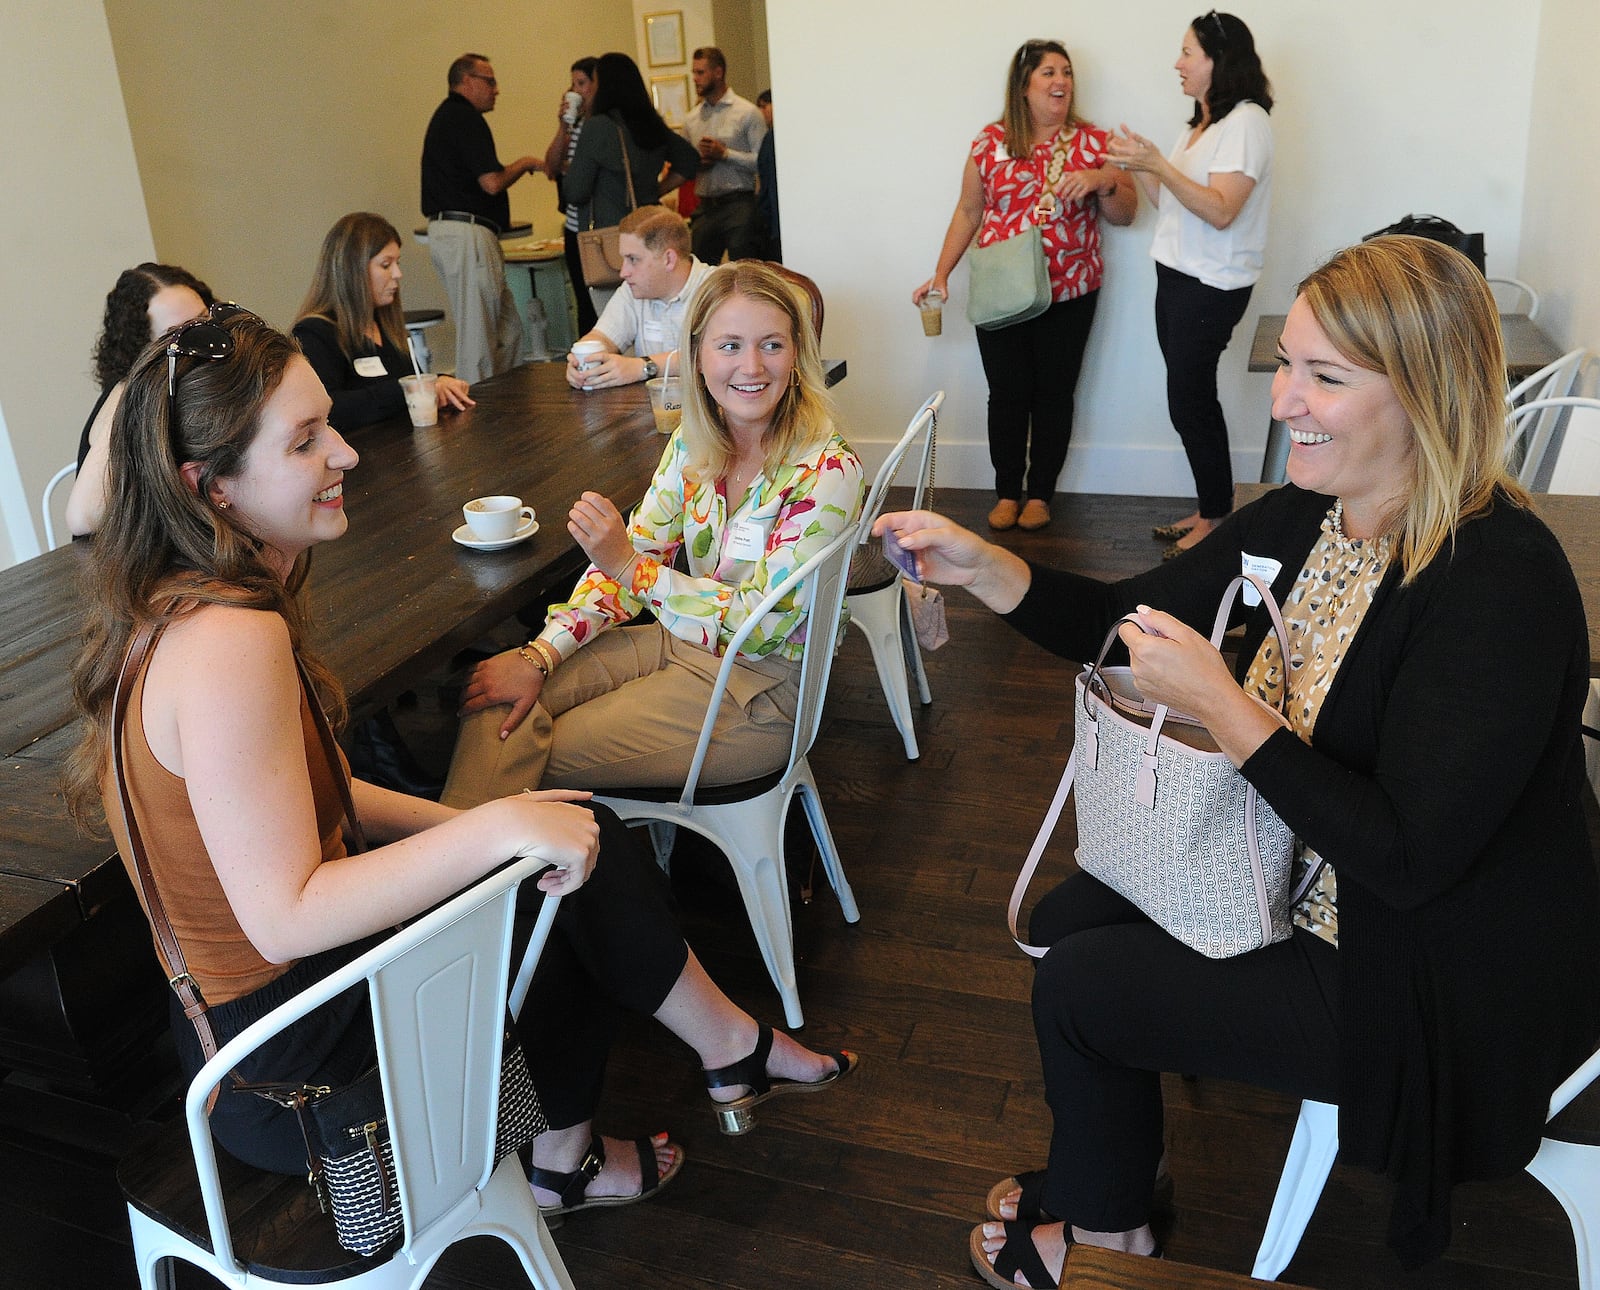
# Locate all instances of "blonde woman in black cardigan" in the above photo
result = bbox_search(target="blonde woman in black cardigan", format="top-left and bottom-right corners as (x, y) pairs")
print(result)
(880, 236), (1600, 1286)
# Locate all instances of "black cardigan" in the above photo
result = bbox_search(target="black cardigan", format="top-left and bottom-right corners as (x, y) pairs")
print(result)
(292, 315), (413, 432)
(1006, 484), (1600, 1265)
(564, 112), (700, 230)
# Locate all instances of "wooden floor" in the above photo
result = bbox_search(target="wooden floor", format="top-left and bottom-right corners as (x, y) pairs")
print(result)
(3, 487), (1596, 1289)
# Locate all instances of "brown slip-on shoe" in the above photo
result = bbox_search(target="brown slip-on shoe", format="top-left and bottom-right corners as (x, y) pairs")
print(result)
(988, 498), (1021, 530)
(1018, 499), (1051, 530)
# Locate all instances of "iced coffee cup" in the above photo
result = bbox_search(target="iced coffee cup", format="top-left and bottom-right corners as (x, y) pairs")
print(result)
(400, 373), (438, 427)
(919, 289), (945, 337)
(646, 376), (683, 435)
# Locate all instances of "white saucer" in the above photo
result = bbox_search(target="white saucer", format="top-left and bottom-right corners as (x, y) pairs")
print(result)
(452, 518), (539, 551)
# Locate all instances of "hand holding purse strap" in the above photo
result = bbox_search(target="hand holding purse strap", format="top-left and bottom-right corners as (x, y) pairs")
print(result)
(110, 616), (370, 1060)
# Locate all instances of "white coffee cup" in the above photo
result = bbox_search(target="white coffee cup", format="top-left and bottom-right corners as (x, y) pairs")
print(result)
(562, 90), (583, 125)
(571, 340), (606, 376)
(463, 495), (535, 542)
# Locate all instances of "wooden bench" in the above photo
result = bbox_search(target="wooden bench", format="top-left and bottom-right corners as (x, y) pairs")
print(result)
(1061, 1244), (1313, 1288)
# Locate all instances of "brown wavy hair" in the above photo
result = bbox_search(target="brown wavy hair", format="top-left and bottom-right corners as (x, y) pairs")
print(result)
(91, 263), (214, 390)
(65, 312), (345, 831)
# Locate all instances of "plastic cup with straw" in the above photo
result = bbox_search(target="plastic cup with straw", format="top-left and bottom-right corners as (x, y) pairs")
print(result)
(400, 333), (438, 427)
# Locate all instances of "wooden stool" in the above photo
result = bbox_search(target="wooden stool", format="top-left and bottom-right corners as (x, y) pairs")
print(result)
(1060, 1244), (1314, 1289)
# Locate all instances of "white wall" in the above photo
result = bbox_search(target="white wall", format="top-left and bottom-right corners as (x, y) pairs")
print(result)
(0, 0), (156, 562)
(769, 0), (1541, 490)
(1518, 0), (1600, 384)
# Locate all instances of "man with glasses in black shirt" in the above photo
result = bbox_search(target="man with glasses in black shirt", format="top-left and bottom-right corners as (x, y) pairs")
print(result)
(421, 53), (542, 382)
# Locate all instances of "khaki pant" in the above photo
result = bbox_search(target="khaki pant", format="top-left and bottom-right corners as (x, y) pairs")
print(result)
(427, 219), (523, 383)
(442, 624), (799, 807)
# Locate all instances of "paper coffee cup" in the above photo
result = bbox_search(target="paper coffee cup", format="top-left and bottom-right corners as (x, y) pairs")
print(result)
(571, 341), (606, 373)
(463, 495), (535, 542)
(400, 373), (438, 427)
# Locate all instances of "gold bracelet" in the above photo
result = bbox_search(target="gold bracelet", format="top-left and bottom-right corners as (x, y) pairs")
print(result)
(517, 643), (550, 677)
(530, 638), (561, 672)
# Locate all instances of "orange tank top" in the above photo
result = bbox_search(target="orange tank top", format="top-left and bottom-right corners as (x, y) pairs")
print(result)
(102, 648), (351, 1005)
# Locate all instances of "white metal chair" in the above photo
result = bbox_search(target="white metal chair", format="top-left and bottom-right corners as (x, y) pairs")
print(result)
(1254, 1043), (1600, 1284)
(120, 859), (573, 1290)
(1505, 349), (1587, 486)
(41, 461), (77, 551)
(595, 528), (860, 1028)
(845, 391), (944, 760)
(1510, 396), (1600, 493)
(1489, 275), (1541, 320)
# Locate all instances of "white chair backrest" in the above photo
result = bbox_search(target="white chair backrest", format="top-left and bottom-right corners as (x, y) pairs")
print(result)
(41, 462), (77, 551)
(1488, 275), (1540, 320)
(1511, 396), (1600, 494)
(182, 858), (558, 1270)
(856, 391), (944, 547)
(1506, 347), (1585, 407)
(675, 527), (855, 809)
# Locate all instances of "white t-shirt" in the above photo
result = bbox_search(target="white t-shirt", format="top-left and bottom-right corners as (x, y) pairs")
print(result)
(593, 256), (713, 361)
(1150, 101), (1273, 291)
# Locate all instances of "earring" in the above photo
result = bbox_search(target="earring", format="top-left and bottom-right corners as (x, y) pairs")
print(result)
(789, 369), (800, 389)
(216, 499), (231, 510)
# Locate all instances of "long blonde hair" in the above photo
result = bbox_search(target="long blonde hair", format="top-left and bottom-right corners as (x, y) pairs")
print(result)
(999, 39), (1080, 158)
(1297, 235), (1527, 583)
(678, 262), (837, 483)
(65, 314), (344, 831)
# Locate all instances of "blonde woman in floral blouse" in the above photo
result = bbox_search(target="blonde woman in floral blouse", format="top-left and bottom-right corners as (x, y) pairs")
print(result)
(444, 261), (864, 804)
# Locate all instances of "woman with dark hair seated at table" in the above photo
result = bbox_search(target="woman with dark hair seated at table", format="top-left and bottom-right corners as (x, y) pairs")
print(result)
(879, 236), (1600, 1286)
(293, 212), (473, 431)
(66, 306), (855, 1217)
(66, 262), (213, 537)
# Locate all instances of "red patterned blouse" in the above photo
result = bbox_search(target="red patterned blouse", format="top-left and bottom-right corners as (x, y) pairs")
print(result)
(971, 121), (1110, 303)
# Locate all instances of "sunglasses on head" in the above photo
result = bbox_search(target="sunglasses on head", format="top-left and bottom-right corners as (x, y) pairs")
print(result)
(1203, 9), (1229, 41)
(166, 302), (256, 397)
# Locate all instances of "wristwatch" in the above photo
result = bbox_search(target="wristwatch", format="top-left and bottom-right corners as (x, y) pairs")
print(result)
(642, 357), (659, 381)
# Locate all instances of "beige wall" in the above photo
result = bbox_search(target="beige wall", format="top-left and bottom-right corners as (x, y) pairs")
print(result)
(1519, 0), (1600, 389)
(103, 0), (638, 335)
(0, 0), (156, 564)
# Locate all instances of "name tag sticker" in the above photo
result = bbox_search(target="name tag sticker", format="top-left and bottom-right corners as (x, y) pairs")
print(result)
(1240, 553), (1283, 606)
(354, 356), (387, 377)
(725, 518), (769, 562)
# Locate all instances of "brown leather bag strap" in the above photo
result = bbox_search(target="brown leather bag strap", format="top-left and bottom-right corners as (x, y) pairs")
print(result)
(110, 619), (369, 1065)
(111, 620), (221, 1059)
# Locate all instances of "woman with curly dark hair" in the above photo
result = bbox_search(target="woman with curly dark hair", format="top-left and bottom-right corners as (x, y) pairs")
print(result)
(564, 52), (700, 311)
(1109, 12), (1275, 557)
(66, 262), (212, 536)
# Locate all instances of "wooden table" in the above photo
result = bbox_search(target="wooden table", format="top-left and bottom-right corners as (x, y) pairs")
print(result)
(1247, 311), (1561, 483)
(0, 362), (667, 1109)
(1061, 1244), (1312, 1288)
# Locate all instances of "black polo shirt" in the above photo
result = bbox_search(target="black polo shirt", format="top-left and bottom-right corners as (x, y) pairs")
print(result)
(420, 92), (511, 230)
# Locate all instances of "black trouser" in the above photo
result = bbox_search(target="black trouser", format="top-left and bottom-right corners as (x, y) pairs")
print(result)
(974, 291), (1099, 502)
(182, 804), (688, 1172)
(1153, 263), (1253, 520)
(691, 191), (762, 263)
(563, 226), (599, 336)
(1028, 870), (1340, 1231)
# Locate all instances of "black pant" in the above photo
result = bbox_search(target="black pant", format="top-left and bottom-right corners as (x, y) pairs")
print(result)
(974, 292), (1099, 501)
(184, 804), (688, 1173)
(1153, 263), (1253, 519)
(691, 191), (762, 263)
(563, 226), (599, 336)
(1028, 870), (1340, 1231)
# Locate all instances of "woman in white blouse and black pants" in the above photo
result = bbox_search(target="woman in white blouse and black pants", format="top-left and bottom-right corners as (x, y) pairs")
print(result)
(1110, 12), (1273, 557)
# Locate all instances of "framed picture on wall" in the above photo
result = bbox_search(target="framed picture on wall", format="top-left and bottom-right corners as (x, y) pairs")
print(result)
(651, 75), (691, 127)
(644, 11), (685, 68)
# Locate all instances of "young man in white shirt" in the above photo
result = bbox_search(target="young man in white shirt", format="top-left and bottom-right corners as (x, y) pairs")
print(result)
(566, 207), (711, 390)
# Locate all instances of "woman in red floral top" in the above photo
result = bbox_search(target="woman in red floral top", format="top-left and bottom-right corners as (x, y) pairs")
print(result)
(914, 39), (1135, 532)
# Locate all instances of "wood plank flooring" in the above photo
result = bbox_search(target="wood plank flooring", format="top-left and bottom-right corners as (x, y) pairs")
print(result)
(2, 487), (1595, 1289)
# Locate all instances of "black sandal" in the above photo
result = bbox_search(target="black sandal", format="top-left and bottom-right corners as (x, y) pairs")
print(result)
(702, 1023), (859, 1134)
(968, 1221), (1057, 1290)
(525, 1133), (682, 1217)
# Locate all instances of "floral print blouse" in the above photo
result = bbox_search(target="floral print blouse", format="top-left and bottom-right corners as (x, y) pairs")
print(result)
(539, 426), (865, 664)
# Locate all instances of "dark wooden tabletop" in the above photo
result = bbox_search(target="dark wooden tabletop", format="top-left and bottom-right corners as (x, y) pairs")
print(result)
(0, 361), (667, 971)
(1248, 311), (1561, 383)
